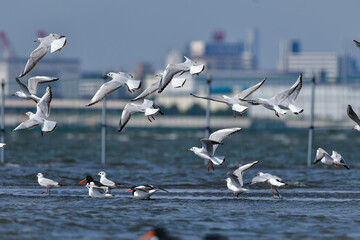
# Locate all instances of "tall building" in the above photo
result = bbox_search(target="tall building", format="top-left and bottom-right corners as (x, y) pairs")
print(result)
(278, 40), (359, 82)
(186, 28), (258, 71)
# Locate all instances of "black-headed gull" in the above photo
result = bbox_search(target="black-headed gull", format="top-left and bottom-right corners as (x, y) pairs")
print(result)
(13, 77), (59, 103)
(250, 172), (287, 198)
(187, 128), (241, 171)
(19, 33), (67, 78)
(119, 99), (163, 132)
(347, 105), (360, 131)
(13, 86), (57, 135)
(158, 56), (205, 93)
(314, 148), (350, 170)
(125, 185), (168, 200)
(242, 74), (303, 117)
(86, 72), (141, 107)
(226, 161), (258, 199)
(36, 173), (61, 195)
(132, 74), (186, 101)
(96, 171), (120, 193)
(86, 182), (113, 198)
(190, 78), (266, 117)
(0, 143), (5, 148)
(354, 40), (360, 48)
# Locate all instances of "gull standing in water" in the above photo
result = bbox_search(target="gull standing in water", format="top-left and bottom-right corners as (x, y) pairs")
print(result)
(36, 173), (61, 195)
(13, 77), (59, 103)
(347, 105), (360, 131)
(314, 148), (350, 170)
(190, 78), (266, 117)
(13, 86), (57, 135)
(132, 73), (186, 101)
(126, 185), (168, 200)
(96, 171), (120, 193)
(158, 56), (205, 93)
(86, 72), (141, 106)
(241, 74), (303, 117)
(119, 99), (163, 132)
(250, 172), (287, 199)
(226, 161), (258, 199)
(187, 128), (242, 171)
(19, 33), (67, 78)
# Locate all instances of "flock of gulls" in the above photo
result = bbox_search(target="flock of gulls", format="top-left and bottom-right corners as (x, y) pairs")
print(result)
(1, 33), (359, 200)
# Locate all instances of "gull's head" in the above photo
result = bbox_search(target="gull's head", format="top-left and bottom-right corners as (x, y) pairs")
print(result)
(256, 172), (264, 177)
(103, 72), (115, 79)
(187, 147), (196, 152)
(353, 125), (360, 132)
(36, 173), (43, 178)
(96, 171), (105, 177)
(34, 38), (42, 42)
(12, 91), (21, 97)
(25, 112), (32, 117)
(225, 178), (231, 184)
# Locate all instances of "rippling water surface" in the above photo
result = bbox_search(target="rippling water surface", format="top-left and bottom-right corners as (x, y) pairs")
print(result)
(0, 128), (359, 239)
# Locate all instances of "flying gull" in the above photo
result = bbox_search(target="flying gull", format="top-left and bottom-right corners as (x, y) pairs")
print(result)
(250, 172), (287, 199)
(158, 56), (205, 93)
(353, 40), (360, 48)
(0, 143), (5, 148)
(119, 99), (163, 132)
(126, 185), (168, 200)
(13, 77), (59, 103)
(132, 73), (186, 101)
(36, 173), (61, 195)
(86, 72), (141, 106)
(13, 86), (57, 135)
(314, 148), (350, 170)
(241, 74), (303, 117)
(226, 161), (258, 199)
(347, 105), (360, 131)
(187, 127), (241, 171)
(19, 33), (67, 78)
(190, 78), (266, 117)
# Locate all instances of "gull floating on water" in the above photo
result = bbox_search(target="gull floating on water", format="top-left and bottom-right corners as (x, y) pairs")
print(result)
(86, 72), (141, 106)
(126, 185), (168, 200)
(119, 99), (163, 132)
(13, 77), (59, 103)
(190, 78), (266, 117)
(242, 74), (303, 117)
(13, 86), (57, 135)
(226, 161), (258, 199)
(353, 40), (360, 48)
(96, 171), (120, 193)
(314, 148), (350, 170)
(132, 73), (186, 101)
(158, 56), (205, 93)
(250, 172), (287, 199)
(188, 128), (242, 171)
(36, 173), (61, 195)
(347, 105), (360, 131)
(79, 175), (112, 198)
(19, 33), (67, 78)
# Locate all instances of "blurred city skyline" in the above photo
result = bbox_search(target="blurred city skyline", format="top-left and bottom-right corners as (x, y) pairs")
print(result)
(0, 0), (359, 73)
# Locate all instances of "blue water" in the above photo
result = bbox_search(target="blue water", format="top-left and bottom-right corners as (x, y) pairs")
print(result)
(0, 128), (359, 239)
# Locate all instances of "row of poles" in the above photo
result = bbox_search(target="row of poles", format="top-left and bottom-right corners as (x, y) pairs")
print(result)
(0, 77), (316, 166)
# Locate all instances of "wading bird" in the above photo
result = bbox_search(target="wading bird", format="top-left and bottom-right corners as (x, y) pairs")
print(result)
(36, 173), (61, 195)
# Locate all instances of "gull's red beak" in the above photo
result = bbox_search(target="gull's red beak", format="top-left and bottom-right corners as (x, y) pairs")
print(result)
(78, 178), (87, 184)
(187, 149), (191, 151)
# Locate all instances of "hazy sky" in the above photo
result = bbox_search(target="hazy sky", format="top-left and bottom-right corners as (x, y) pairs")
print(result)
(0, 0), (359, 73)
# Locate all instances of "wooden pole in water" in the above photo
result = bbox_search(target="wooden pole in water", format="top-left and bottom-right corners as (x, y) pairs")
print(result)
(1, 79), (5, 164)
(101, 77), (106, 165)
(307, 77), (316, 167)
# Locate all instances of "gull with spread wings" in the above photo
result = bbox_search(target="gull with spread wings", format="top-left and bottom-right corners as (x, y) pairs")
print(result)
(187, 128), (242, 171)
(190, 78), (266, 117)
(13, 86), (57, 135)
(19, 33), (67, 78)
(226, 161), (258, 199)
(241, 74), (303, 117)
(250, 172), (287, 199)
(314, 148), (350, 170)
(347, 105), (360, 131)
(13, 77), (59, 103)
